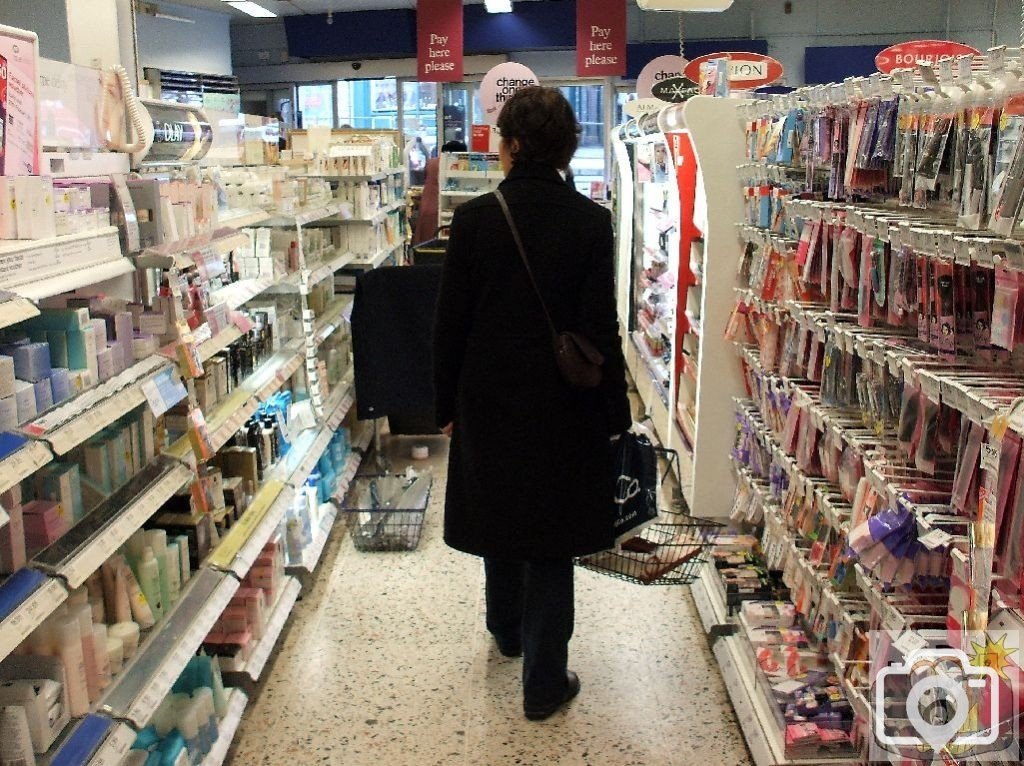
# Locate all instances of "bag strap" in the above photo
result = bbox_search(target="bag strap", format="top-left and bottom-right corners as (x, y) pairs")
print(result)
(494, 189), (558, 338)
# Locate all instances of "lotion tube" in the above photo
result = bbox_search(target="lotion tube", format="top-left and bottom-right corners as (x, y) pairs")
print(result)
(120, 559), (155, 629)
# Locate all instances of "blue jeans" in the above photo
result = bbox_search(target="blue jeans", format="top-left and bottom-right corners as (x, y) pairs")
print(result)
(484, 558), (574, 708)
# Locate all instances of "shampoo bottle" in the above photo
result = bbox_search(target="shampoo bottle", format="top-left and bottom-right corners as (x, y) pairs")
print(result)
(113, 558), (133, 624)
(120, 559), (156, 628)
(166, 541), (182, 607)
(145, 530), (172, 613)
(176, 535), (191, 584)
(56, 616), (90, 716)
(136, 548), (164, 622)
(92, 623), (111, 690)
(71, 602), (100, 701)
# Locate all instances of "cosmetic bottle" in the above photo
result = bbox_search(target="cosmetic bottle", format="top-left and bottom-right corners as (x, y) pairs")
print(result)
(70, 603), (100, 702)
(137, 547), (164, 622)
(121, 560), (156, 628)
(166, 541), (182, 607)
(113, 559), (133, 624)
(210, 656), (228, 718)
(105, 633), (124, 674)
(92, 624), (111, 690)
(176, 703), (202, 764)
(56, 616), (90, 716)
(145, 530), (172, 614)
(176, 535), (191, 584)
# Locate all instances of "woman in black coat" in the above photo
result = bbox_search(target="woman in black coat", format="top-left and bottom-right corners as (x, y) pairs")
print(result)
(433, 87), (632, 721)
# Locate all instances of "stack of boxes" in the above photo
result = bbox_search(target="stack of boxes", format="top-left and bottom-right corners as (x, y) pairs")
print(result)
(0, 177), (113, 242)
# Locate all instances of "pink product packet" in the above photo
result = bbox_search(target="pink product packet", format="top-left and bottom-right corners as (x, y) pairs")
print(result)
(990, 268), (1020, 351)
(997, 446), (1024, 577)
(951, 421), (984, 513)
(995, 433), (1023, 544)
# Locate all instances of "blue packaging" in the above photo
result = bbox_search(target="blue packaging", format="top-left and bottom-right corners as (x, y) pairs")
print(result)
(50, 367), (71, 403)
(33, 377), (53, 412)
(0, 567), (47, 620)
(12, 342), (52, 382)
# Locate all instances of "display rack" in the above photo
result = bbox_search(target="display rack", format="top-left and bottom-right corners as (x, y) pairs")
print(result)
(202, 688), (249, 766)
(437, 152), (503, 228)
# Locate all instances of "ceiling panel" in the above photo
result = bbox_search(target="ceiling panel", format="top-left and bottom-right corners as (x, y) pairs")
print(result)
(161, 0), (497, 18)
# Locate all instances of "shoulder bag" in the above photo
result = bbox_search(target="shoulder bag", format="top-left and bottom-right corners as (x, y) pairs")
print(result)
(494, 189), (604, 389)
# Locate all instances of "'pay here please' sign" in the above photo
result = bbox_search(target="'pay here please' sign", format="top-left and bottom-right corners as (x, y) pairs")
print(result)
(577, 0), (626, 76)
(417, 0), (463, 82)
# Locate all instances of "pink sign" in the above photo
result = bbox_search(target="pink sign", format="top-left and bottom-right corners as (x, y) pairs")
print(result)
(479, 63), (539, 126)
(637, 55), (686, 101)
(577, 0), (626, 77)
(0, 25), (40, 175)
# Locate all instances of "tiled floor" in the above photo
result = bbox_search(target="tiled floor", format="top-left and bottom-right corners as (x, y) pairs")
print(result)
(228, 435), (751, 766)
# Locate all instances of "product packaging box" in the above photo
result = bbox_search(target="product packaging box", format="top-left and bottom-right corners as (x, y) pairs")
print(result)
(0, 502), (26, 573)
(83, 438), (113, 493)
(12, 343), (52, 383)
(49, 368), (71, 404)
(0, 396), (17, 430)
(35, 463), (84, 523)
(32, 378), (53, 413)
(0, 177), (17, 239)
(0, 355), (14, 398)
(13, 380), (36, 424)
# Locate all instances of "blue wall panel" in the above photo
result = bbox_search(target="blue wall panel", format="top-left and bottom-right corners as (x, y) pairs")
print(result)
(805, 45), (885, 84)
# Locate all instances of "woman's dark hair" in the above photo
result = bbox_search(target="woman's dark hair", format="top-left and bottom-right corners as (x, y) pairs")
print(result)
(495, 86), (580, 170)
(441, 140), (468, 153)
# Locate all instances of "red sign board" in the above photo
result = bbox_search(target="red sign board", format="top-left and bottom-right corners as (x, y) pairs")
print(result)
(683, 52), (784, 90)
(471, 124), (491, 153)
(417, 0), (463, 82)
(576, 0), (626, 77)
(875, 40), (980, 74)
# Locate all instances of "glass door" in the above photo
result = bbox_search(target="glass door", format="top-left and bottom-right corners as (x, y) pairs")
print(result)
(441, 82), (481, 147)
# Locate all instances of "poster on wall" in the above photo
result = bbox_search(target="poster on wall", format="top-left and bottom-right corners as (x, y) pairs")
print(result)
(479, 63), (539, 126)
(626, 55), (687, 118)
(0, 24), (40, 175)
(38, 59), (126, 152)
(683, 52), (784, 91)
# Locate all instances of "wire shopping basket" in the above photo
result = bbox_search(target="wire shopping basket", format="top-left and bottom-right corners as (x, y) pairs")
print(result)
(576, 447), (722, 585)
(342, 474), (432, 552)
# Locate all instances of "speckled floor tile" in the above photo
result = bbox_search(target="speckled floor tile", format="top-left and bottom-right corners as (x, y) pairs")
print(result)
(227, 435), (751, 766)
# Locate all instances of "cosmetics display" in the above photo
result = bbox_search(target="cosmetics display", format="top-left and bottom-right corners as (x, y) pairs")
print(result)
(217, 167), (333, 215)
(299, 132), (402, 179)
(437, 151), (504, 229)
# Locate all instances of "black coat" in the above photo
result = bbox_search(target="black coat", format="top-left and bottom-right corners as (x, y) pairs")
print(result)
(433, 163), (632, 560)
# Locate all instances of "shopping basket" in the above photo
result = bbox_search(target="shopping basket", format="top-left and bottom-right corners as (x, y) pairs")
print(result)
(576, 447), (722, 585)
(342, 474), (432, 552)
(411, 226), (449, 266)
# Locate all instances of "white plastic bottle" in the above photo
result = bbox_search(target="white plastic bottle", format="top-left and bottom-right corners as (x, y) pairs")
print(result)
(176, 535), (191, 584)
(56, 616), (90, 717)
(166, 541), (182, 607)
(176, 702), (202, 764)
(120, 560), (155, 628)
(70, 603), (100, 702)
(92, 623), (111, 690)
(145, 530), (172, 612)
(136, 547), (164, 621)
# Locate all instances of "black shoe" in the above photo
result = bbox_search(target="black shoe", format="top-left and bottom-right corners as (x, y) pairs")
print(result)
(493, 636), (522, 658)
(524, 671), (580, 721)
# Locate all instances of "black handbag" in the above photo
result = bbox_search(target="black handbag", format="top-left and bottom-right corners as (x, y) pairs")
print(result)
(610, 430), (660, 543)
(494, 189), (604, 389)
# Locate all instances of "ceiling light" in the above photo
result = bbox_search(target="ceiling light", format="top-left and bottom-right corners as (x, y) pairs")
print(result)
(484, 0), (513, 13)
(226, 1), (277, 17)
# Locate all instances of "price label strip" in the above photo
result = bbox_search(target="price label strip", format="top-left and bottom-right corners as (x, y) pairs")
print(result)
(299, 507), (337, 573)
(290, 427), (334, 488)
(202, 689), (249, 766)
(120, 572), (239, 727)
(244, 577), (301, 680)
(0, 578), (68, 659)
(0, 441), (53, 495)
(228, 485), (294, 578)
(88, 722), (137, 766)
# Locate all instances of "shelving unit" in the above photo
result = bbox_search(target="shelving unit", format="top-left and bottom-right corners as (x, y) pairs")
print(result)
(437, 152), (503, 228)
(224, 576), (301, 681)
(202, 688), (249, 766)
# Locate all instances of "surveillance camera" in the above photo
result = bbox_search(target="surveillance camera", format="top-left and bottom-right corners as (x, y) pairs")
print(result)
(326, 11), (333, 24)
(352, 62), (362, 71)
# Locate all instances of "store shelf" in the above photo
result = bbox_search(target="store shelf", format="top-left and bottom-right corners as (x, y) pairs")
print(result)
(311, 297), (354, 346)
(211, 276), (275, 310)
(714, 636), (859, 766)
(18, 257), (136, 302)
(336, 199), (403, 225)
(290, 505), (337, 575)
(305, 249), (356, 287)
(348, 241), (404, 270)
(0, 577), (69, 660)
(33, 458), (195, 588)
(440, 190), (483, 198)
(227, 576), (301, 680)
(276, 422), (336, 490)
(84, 720), (137, 766)
(207, 479), (289, 577)
(243, 340), (304, 402)
(320, 372), (356, 430)
(444, 170), (501, 179)
(22, 354), (171, 455)
(219, 208), (271, 230)
(261, 200), (352, 228)
(334, 450), (363, 501)
(135, 227), (253, 271)
(0, 293), (40, 331)
(0, 227), (123, 294)
(202, 688), (249, 766)
(690, 560), (730, 636)
(98, 567), (239, 727)
(303, 167), (404, 183)
(196, 325), (244, 365)
(0, 440), (53, 495)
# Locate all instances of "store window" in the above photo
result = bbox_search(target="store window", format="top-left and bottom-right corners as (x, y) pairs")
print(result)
(402, 81), (439, 156)
(296, 84), (334, 128)
(559, 84), (606, 198)
(336, 78), (399, 130)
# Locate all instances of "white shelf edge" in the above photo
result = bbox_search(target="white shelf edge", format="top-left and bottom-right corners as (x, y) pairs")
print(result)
(690, 561), (728, 635)
(336, 200), (403, 225)
(298, 506), (337, 573)
(311, 296), (354, 346)
(240, 576), (301, 681)
(0, 440), (53, 495)
(197, 325), (244, 364)
(25, 354), (171, 455)
(348, 241), (403, 269)
(0, 577), (69, 661)
(228, 484), (295, 579)
(201, 688), (249, 766)
(219, 209), (271, 230)
(15, 258), (135, 302)
(0, 296), (40, 331)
